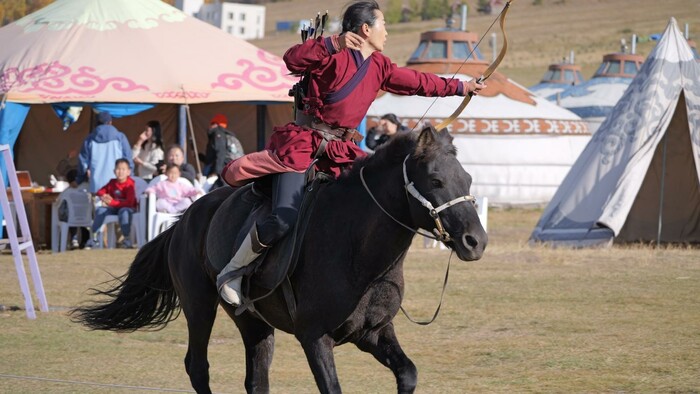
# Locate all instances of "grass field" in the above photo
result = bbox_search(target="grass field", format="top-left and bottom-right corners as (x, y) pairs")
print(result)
(1, 208), (698, 393)
(252, 0), (700, 86)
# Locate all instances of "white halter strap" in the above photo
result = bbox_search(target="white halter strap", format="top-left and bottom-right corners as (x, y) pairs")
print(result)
(402, 155), (476, 242)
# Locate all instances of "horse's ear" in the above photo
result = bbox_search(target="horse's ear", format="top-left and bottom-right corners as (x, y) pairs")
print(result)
(437, 127), (454, 144)
(416, 125), (438, 152)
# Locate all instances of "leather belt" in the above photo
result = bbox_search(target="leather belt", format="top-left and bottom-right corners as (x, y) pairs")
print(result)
(295, 113), (363, 143)
(310, 121), (364, 143)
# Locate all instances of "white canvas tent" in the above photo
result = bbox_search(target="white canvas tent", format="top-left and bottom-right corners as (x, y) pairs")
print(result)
(367, 73), (589, 205)
(530, 18), (700, 247)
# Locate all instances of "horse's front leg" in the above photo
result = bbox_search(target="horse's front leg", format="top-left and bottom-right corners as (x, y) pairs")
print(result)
(299, 334), (341, 393)
(229, 309), (276, 394)
(353, 322), (417, 393)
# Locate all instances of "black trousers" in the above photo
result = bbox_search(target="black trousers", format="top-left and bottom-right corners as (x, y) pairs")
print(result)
(256, 172), (306, 246)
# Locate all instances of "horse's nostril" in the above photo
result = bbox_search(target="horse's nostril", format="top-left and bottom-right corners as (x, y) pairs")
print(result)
(462, 234), (478, 249)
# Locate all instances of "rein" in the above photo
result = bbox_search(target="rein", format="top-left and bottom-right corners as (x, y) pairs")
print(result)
(359, 155), (476, 325)
(360, 155), (476, 242)
(400, 251), (454, 326)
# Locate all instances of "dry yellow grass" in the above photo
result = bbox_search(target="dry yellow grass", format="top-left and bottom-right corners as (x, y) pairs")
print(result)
(0, 208), (698, 393)
(252, 0), (700, 86)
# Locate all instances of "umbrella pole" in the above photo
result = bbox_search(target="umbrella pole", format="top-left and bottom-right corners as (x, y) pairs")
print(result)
(184, 104), (202, 177)
(657, 133), (668, 245)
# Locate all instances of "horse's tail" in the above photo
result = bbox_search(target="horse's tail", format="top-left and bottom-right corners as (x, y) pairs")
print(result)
(70, 226), (179, 332)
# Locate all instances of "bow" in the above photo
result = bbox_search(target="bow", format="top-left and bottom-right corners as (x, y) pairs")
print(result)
(434, 0), (515, 131)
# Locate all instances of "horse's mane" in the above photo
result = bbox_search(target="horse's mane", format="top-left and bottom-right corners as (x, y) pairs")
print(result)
(340, 127), (457, 181)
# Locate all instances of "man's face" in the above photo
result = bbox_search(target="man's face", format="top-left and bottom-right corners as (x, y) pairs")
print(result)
(167, 148), (184, 166)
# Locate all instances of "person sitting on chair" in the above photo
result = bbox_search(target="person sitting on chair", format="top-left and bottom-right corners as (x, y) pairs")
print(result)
(86, 158), (137, 249)
(215, 0), (486, 306)
(145, 164), (200, 214)
(57, 169), (90, 249)
(158, 145), (197, 185)
(132, 120), (165, 181)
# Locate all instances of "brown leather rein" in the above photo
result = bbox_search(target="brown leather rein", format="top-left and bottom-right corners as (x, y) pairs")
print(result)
(359, 155), (480, 325)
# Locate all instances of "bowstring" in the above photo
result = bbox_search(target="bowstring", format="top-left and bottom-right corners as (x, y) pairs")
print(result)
(409, 6), (508, 133)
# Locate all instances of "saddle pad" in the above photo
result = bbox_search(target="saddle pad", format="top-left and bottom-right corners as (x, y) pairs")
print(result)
(206, 183), (263, 272)
(206, 176), (331, 292)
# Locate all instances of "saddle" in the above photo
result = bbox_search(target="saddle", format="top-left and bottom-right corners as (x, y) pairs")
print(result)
(206, 173), (332, 318)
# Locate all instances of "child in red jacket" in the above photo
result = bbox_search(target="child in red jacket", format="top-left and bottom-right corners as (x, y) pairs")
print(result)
(86, 158), (137, 249)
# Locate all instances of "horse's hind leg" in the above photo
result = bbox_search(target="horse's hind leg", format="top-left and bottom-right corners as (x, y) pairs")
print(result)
(354, 322), (417, 393)
(230, 311), (275, 394)
(180, 284), (219, 393)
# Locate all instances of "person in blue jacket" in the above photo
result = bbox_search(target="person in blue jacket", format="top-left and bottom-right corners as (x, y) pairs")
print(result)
(76, 111), (134, 194)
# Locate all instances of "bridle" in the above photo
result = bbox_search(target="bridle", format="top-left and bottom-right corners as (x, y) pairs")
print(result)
(401, 156), (476, 242)
(360, 154), (478, 326)
(360, 155), (477, 243)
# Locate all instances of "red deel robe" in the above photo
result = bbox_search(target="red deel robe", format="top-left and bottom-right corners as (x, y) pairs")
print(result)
(224, 36), (465, 185)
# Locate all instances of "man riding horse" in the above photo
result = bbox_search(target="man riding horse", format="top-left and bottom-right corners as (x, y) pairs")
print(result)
(216, 0), (486, 306)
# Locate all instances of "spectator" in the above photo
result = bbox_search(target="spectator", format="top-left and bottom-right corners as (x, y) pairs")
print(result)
(77, 111), (133, 193)
(158, 145), (197, 184)
(86, 158), (137, 249)
(200, 114), (243, 190)
(145, 164), (200, 213)
(57, 169), (90, 249)
(132, 120), (164, 181)
(365, 113), (410, 151)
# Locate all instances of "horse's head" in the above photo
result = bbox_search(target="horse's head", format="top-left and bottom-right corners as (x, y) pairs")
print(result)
(404, 126), (487, 261)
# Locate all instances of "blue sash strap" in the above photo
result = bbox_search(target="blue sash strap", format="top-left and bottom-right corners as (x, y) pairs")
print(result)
(324, 50), (370, 105)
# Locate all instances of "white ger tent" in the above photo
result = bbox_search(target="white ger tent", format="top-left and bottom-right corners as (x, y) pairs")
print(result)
(530, 18), (700, 247)
(549, 51), (644, 134)
(366, 29), (589, 205)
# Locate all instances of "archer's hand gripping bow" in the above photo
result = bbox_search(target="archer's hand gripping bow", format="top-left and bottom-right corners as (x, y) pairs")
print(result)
(433, 0), (515, 131)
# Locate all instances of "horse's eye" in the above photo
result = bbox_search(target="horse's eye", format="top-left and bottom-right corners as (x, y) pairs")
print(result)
(431, 179), (443, 188)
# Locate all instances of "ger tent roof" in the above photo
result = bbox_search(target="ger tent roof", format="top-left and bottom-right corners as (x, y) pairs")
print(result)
(0, 0), (296, 104)
(530, 18), (700, 247)
(529, 62), (585, 98)
(549, 52), (644, 134)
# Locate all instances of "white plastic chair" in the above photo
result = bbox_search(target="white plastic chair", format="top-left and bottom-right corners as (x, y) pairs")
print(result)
(423, 196), (488, 249)
(101, 177), (148, 248)
(195, 174), (219, 193)
(146, 175), (200, 241)
(2, 201), (18, 241)
(51, 189), (93, 253)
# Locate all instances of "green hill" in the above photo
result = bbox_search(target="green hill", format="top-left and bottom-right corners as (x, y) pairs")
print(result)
(252, 0), (700, 86)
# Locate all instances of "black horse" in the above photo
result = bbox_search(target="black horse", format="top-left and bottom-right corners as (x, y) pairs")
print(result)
(72, 126), (487, 393)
